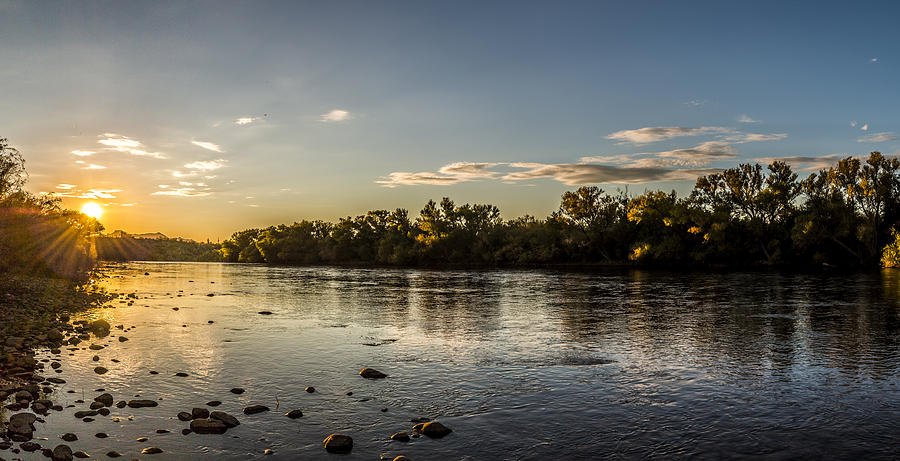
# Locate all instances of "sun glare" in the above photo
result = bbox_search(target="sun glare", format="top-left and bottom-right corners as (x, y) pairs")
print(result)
(81, 202), (104, 219)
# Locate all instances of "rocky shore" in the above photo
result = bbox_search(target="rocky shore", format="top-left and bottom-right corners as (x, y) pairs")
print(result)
(1, 274), (451, 460)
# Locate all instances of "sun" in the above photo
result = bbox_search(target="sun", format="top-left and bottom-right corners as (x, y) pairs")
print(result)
(81, 202), (104, 219)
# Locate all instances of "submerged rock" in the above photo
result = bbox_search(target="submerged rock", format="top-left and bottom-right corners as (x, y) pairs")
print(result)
(141, 447), (164, 454)
(178, 411), (192, 421)
(323, 433), (353, 453)
(230, 387), (245, 394)
(243, 404), (270, 415)
(305, 386), (316, 393)
(190, 418), (228, 434)
(209, 411), (240, 428)
(412, 421), (452, 438)
(391, 431), (410, 442)
(127, 399), (159, 408)
(90, 320), (111, 336)
(360, 368), (388, 379)
(285, 409), (303, 419)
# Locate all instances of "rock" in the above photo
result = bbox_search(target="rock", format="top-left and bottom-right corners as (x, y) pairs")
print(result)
(107, 451), (122, 458)
(73, 451), (90, 458)
(95, 432), (108, 438)
(47, 329), (64, 342)
(258, 311), (273, 315)
(52, 444), (73, 461)
(156, 429), (170, 434)
(190, 418), (228, 434)
(192, 407), (210, 419)
(182, 428), (192, 435)
(209, 411), (240, 428)
(149, 370), (159, 374)
(97, 408), (110, 416)
(9, 412), (38, 440)
(174, 372), (188, 377)
(141, 447), (164, 454)
(94, 366), (108, 374)
(393, 457), (411, 461)
(118, 336), (128, 342)
(127, 399), (159, 408)
(206, 400), (221, 407)
(92, 355), (99, 361)
(230, 387), (245, 394)
(82, 417), (95, 422)
(90, 319), (111, 336)
(51, 362), (62, 369)
(94, 393), (114, 407)
(412, 421), (452, 438)
(305, 386), (316, 393)
(89, 401), (105, 410)
(20, 441), (41, 451)
(264, 448), (274, 455)
(391, 431), (410, 442)
(46, 376), (64, 383)
(360, 367), (388, 379)
(61, 433), (78, 442)
(285, 409), (303, 418)
(381, 407), (388, 412)
(243, 404), (270, 415)
(177, 411), (192, 421)
(15, 390), (34, 401)
(74, 410), (98, 418)
(115, 400), (127, 408)
(136, 437), (149, 442)
(323, 433), (353, 453)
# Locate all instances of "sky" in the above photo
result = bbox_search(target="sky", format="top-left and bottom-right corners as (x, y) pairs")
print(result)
(1, 0), (899, 241)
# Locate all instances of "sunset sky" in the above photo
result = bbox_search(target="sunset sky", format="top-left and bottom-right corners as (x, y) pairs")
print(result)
(2, 0), (899, 240)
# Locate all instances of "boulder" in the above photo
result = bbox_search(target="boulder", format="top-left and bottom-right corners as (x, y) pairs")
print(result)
(52, 444), (73, 461)
(190, 418), (228, 434)
(360, 368), (388, 379)
(89, 319), (111, 336)
(412, 421), (452, 438)
(94, 393), (114, 407)
(9, 412), (38, 440)
(47, 329), (64, 342)
(209, 411), (240, 428)
(191, 407), (210, 419)
(323, 433), (353, 453)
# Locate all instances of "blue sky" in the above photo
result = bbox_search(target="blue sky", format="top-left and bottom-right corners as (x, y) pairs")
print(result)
(1, 0), (898, 239)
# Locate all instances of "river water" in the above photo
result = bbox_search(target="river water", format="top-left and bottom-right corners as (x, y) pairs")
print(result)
(8, 262), (900, 459)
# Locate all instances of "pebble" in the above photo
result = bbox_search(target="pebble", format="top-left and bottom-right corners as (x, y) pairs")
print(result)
(93, 366), (108, 374)
(305, 386), (316, 393)
(60, 433), (77, 442)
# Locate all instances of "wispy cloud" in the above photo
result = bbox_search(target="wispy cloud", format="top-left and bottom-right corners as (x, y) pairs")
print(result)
(871, 57), (878, 63)
(48, 187), (122, 199)
(857, 132), (897, 143)
(726, 133), (788, 143)
(738, 115), (761, 123)
(152, 186), (212, 197)
(655, 141), (737, 166)
(235, 117), (260, 125)
(683, 100), (707, 107)
(71, 150), (95, 156)
(184, 159), (226, 171)
(500, 163), (717, 185)
(83, 164), (107, 170)
(606, 126), (733, 144)
(320, 109), (351, 123)
(755, 155), (844, 171)
(861, 124), (869, 131)
(851, 121), (858, 127)
(191, 140), (223, 153)
(98, 133), (166, 159)
(55, 184), (77, 190)
(376, 162), (499, 187)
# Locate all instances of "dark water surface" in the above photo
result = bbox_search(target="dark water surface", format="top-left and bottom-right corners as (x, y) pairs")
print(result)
(9, 262), (900, 459)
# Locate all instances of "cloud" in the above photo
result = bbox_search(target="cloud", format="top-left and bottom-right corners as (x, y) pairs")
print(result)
(320, 109), (351, 122)
(755, 155), (844, 171)
(50, 187), (122, 199)
(871, 58), (878, 63)
(606, 126), (732, 144)
(851, 121), (858, 127)
(501, 163), (717, 185)
(861, 124), (868, 131)
(376, 162), (500, 187)
(152, 184), (212, 197)
(235, 117), (260, 125)
(55, 184), (77, 190)
(727, 133), (789, 143)
(738, 115), (761, 123)
(83, 164), (106, 170)
(184, 159), (226, 171)
(191, 140), (223, 153)
(684, 100), (707, 107)
(655, 141), (737, 166)
(857, 132), (897, 143)
(98, 133), (166, 159)
(71, 150), (95, 156)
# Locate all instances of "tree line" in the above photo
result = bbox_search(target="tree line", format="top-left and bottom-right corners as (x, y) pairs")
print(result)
(220, 152), (900, 269)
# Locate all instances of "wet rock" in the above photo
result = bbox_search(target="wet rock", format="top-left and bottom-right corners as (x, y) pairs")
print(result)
(20, 441), (41, 452)
(94, 393), (114, 407)
(15, 390), (34, 401)
(141, 447), (164, 454)
(89, 401), (105, 410)
(93, 366), (108, 374)
(391, 431), (410, 442)
(47, 329), (64, 342)
(243, 404), (269, 415)
(258, 311), (273, 315)
(51, 362), (62, 369)
(393, 457), (411, 461)
(60, 433), (78, 442)
(73, 451), (90, 458)
(360, 367), (388, 379)
(127, 399), (159, 408)
(95, 432), (108, 438)
(82, 417), (95, 422)
(115, 400), (127, 408)
(9, 412), (37, 440)
(90, 319), (111, 336)
(323, 433), (353, 453)
(412, 421), (452, 438)
(46, 376), (64, 383)
(107, 451), (122, 458)
(190, 418), (228, 434)
(149, 370), (159, 374)
(92, 355), (99, 361)
(305, 386), (316, 393)
(192, 407), (210, 419)
(99, 408), (111, 416)
(174, 372), (189, 377)
(230, 387), (245, 394)
(206, 400), (222, 407)
(136, 437), (149, 442)
(74, 410), (98, 418)
(177, 411), (192, 421)
(381, 407), (389, 412)
(182, 428), (192, 435)
(264, 448), (274, 455)
(118, 336), (128, 342)
(209, 411), (240, 428)
(156, 429), (170, 434)
(285, 409), (303, 419)
(52, 444), (73, 461)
